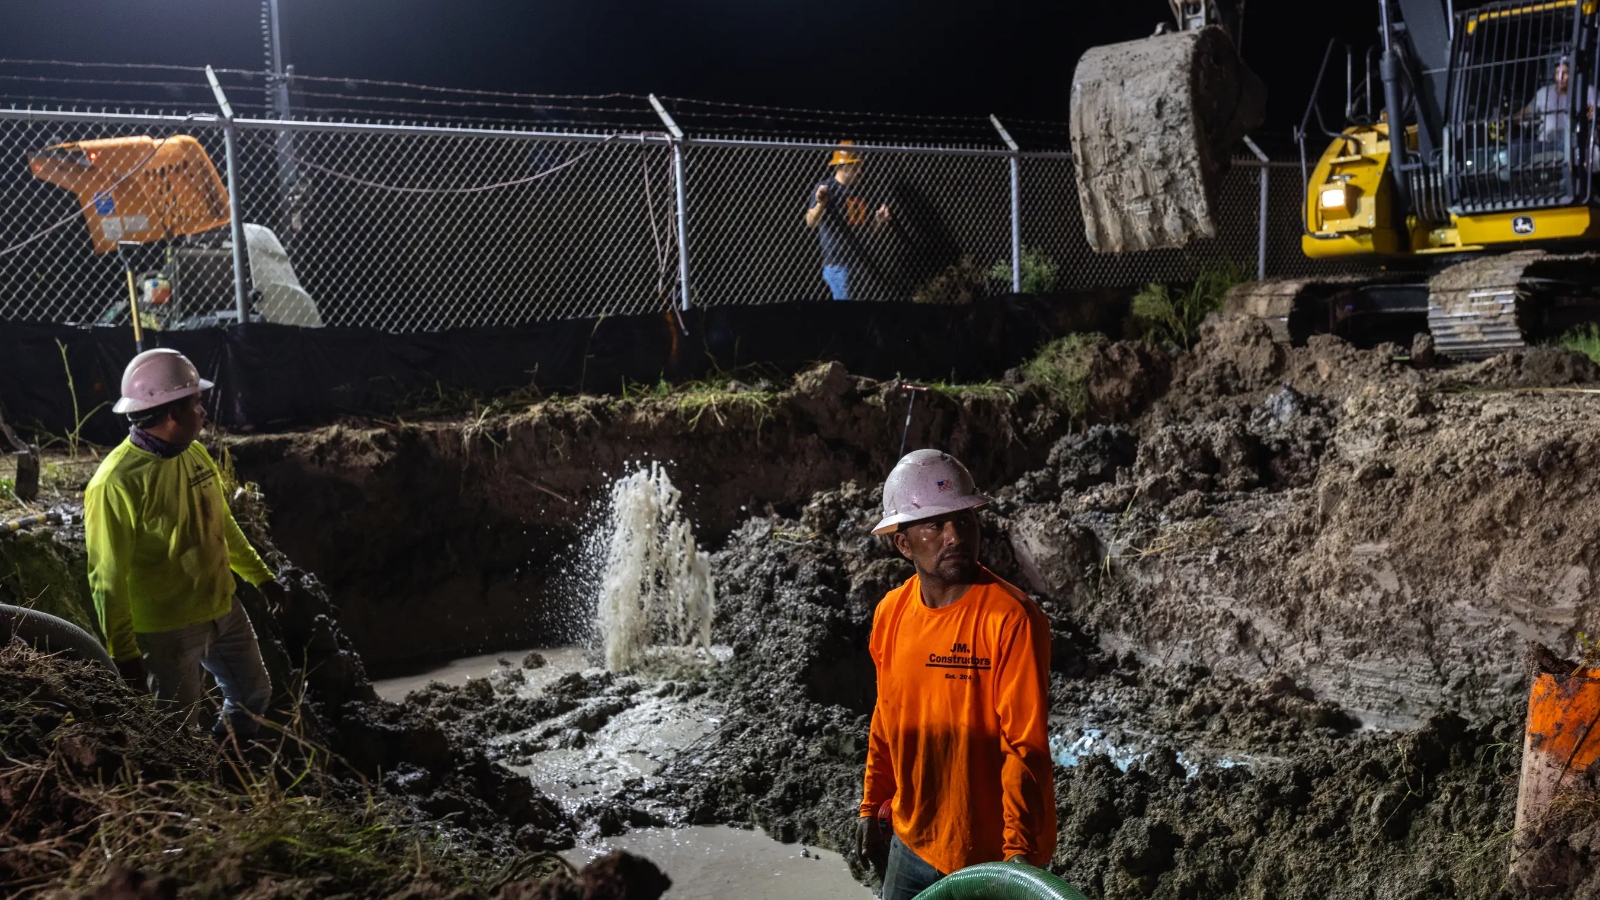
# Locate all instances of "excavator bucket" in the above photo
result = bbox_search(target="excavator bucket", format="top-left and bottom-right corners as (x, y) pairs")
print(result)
(1070, 26), (1265, 254)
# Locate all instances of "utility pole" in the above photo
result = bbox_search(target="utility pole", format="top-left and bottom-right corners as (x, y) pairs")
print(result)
(263, 0), (301, 239)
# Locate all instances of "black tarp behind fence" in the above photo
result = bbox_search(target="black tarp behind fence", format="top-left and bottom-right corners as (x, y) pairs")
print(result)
(0, 292), (1126, 446)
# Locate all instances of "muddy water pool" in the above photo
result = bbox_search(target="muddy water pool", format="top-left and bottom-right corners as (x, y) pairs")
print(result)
(566, 826), (869, 900)
(375, 649), (870, 899)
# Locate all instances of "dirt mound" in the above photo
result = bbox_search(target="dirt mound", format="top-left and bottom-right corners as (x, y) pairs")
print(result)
(584, 324), (1600, 897)
(591, 475), (1523, 899)
(0, 483), (588, 883)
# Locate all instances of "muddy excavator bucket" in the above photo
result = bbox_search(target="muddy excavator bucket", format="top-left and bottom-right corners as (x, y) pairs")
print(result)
(1070, 26), (1265, 254)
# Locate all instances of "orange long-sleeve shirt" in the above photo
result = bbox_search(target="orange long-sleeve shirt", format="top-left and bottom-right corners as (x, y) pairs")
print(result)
(860, 569), (1057, 873)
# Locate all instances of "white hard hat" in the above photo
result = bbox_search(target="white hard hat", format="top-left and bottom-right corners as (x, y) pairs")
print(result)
(871, 449), (992, 535)
(111, 348), (213, 414)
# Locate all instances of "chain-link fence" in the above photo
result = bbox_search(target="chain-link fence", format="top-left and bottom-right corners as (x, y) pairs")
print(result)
(0, 66), (1371, 333)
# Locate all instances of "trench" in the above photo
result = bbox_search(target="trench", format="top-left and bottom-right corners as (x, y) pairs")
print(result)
(214, 329), (1600, 899)
(228, 365), (1067, 676)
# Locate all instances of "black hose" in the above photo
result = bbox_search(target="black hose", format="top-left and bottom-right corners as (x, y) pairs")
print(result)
(0, 602), (116, 673)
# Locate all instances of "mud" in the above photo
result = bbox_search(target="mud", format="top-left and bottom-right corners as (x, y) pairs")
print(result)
(14, 309), (1600, 897)
(508, 320), (1600, 899)
(0, 638), (676, 899)
(1013, 321), (1600, 728)
(0, 465), (588, 887)
(563, 825), (871, 900)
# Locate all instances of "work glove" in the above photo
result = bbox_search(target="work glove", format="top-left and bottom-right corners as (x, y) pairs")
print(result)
(854, 815), (887, 869)
(115, 656), (147, 691)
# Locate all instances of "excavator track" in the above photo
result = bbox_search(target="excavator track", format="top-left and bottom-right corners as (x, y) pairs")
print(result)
(1225, 251), (1600, 359)
(1223, 275), (1428, 347)
(1424, 252), (1541, 361)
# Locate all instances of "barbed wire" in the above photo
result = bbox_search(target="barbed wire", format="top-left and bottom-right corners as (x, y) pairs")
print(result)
(0, 61), (1075, 148)
(663, 107), (1001, 134)
(659, 95), (996, 124)
(267, 109), (648, 131)
(283, 72), (648, 103)
(0, 94), (269, 113)
(0, 59), (211, 73)
(0, 74), (216, 93)
(288, 88), (657, 117)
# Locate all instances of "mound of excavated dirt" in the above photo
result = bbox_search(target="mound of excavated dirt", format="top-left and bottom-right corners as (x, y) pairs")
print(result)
(590, 477), (1520, 900)
(1010, 322), (1600, 728)
(16, 314), (1600, 897)
(0, 482), (585, 880)
(579, 322), (1600, 899)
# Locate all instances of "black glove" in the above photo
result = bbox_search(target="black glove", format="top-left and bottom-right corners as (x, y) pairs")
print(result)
(854, 815), (887, 868)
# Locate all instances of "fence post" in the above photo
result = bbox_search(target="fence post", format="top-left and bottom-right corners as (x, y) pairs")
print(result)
(991, 115), (1022, 294)
(1244, 136), (1270, 282)
(207, 67), (249, 326)
(649, 95), (691, 312)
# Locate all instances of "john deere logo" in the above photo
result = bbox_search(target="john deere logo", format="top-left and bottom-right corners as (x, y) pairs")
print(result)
(1512, 215), (1535, 235)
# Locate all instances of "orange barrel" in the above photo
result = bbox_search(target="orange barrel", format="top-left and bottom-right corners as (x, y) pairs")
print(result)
(1513, 663), (1600, 876)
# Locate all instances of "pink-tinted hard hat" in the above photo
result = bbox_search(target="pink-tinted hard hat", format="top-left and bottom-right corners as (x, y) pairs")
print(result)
(111, 348), (213, 414)
(871, 449), (991, 535)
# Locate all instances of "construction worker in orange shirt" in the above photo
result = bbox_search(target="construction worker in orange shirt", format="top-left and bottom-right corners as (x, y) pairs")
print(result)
(854, 449), (1057, 898)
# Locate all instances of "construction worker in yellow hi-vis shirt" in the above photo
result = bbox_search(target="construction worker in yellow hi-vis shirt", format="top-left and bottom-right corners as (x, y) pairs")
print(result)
(84, 348), (287, 742)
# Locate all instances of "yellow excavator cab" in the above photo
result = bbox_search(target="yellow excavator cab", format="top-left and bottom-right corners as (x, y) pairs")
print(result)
(28, 135), (230, 254)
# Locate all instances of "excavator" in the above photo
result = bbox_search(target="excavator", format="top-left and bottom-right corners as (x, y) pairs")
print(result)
(1072, 0), (1600, 359)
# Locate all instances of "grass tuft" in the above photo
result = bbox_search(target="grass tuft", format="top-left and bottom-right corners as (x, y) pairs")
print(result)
(622, 370), (781, 430)
(1020, 333), (1105, 418)
(1559, 324), (1600, 365)
(988, 246), (1061, 294)
(1131, 260), (1247, 350)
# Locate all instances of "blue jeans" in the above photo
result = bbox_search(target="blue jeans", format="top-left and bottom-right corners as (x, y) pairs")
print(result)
(822, 264), (851, 300)
(883, 836), (944, 900)
(136, 596), (272, 738)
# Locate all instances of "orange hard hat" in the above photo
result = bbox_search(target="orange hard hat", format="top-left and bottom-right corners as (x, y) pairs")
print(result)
(829, 140), (863, 166)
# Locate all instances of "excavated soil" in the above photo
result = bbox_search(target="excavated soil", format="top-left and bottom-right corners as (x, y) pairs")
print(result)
(380, 320), (1600, 898)
(12, 314), (1600, 897)
(0, 473), (601, 894)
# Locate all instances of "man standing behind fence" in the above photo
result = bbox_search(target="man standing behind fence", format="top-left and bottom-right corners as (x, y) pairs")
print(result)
(804, 141), (890, 300)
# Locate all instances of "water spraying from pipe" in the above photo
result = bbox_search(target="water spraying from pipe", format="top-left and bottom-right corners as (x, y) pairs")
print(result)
(595, 463), (714, 672)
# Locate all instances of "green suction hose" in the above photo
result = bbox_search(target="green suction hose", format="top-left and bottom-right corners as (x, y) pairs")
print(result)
(910, 861), (1092, 900)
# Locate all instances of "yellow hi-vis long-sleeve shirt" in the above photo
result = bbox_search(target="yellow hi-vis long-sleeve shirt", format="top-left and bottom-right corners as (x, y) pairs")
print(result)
(85, 439), (275, 661)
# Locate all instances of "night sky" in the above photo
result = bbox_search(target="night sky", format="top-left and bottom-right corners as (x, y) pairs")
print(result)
(0, 1), (1381, 137)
